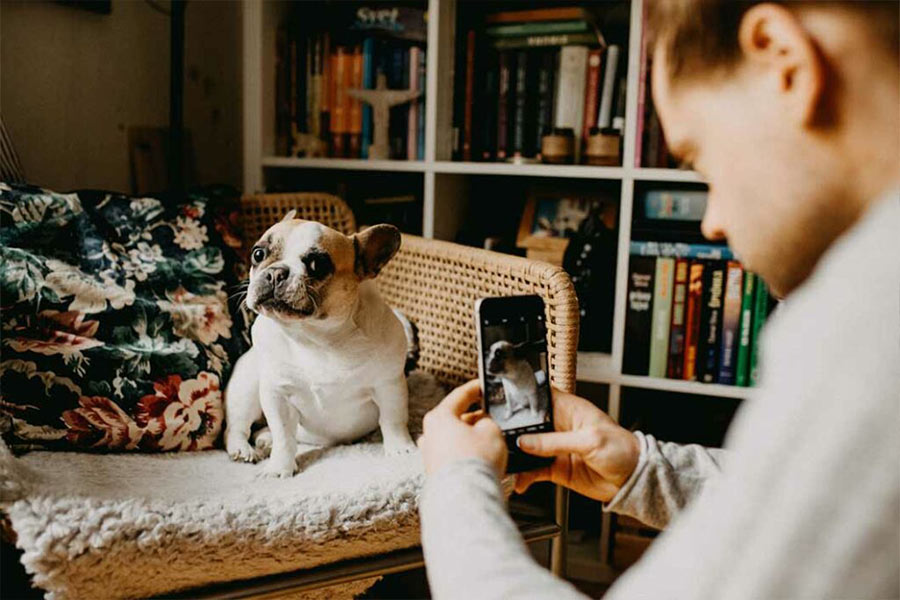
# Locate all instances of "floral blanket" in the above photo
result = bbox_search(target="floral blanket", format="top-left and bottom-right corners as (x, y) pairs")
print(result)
(0, 182), (249, 453)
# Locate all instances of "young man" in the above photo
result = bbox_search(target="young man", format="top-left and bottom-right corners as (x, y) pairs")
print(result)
(417, 1), (899, 598)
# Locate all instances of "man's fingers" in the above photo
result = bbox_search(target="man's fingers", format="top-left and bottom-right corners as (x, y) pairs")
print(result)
(514, 466), (551, 494)
(461, 410), (486, 425)
(437, 379), (483, 417)
(473, 417), (502, 436)
(517, 430), (597, 457)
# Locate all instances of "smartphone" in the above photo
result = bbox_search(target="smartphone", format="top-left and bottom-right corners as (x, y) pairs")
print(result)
(475, 295), (554, 474)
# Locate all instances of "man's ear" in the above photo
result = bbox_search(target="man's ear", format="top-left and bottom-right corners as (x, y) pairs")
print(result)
(352, 224), (401, 279)
(281, 209), (297, 222)
(738, 3), (825, 126)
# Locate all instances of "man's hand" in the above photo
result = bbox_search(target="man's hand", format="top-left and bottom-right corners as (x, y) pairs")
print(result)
(418, 380), (508, 476)
(515, 389), (640, 502)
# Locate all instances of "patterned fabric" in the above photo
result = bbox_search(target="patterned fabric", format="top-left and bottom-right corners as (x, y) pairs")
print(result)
(0, 182), (250, 452)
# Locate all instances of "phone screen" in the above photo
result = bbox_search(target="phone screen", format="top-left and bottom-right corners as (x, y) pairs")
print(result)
(477, 296), (552, 435)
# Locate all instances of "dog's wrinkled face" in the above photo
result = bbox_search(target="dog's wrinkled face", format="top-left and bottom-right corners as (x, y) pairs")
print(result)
(486, 340), (526, 377)
(246, 211), (400, 323)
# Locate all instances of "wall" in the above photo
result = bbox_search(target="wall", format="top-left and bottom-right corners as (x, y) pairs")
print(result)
(0, 0), (242, 192)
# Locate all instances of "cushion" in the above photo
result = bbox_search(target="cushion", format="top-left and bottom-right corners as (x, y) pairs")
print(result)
(1, 372), (445, 600)
(0, 182), (249, 453)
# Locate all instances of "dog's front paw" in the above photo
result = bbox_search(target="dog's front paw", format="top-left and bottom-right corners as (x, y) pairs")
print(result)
(226, 438), (260, 463)
(259, 456), (296, 478)
(383, 435), (417, 456)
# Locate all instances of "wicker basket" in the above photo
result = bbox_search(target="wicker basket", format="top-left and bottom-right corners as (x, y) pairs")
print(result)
(239, 193), (579, 393)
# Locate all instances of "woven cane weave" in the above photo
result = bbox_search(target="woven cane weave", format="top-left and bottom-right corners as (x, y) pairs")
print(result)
(239, 194), (579, 394)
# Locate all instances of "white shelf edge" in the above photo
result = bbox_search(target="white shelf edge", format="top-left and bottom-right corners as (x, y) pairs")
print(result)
(432, 161), (625, 179)
(615, 375), (749, 399)
(577, 352), (616, 382)
(634, 168), (704, 183)
(262, 156), (428, 172)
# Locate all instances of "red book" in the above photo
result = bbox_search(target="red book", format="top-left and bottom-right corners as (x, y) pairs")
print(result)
(666, 258), (689, 379)
(682, 261), (705, 381)
(486, 7), (592, 24)
(348, 46), (363, 158)
(462, 30), (476, 162)
(581, 48), (603, 142)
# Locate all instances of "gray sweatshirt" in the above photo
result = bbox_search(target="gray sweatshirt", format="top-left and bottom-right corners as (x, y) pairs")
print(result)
(420, 190), (900, 599)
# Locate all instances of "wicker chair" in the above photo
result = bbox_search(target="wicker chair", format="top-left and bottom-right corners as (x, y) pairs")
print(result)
(223, 192), (578, 595)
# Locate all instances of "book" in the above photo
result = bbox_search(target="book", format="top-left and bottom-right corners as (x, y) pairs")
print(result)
(649, 257), (675, 378)
(597, 44), (620, 129)
(697, 262), (725, 383)
(408, 45), (421, 160)
(479, 50), (499, 161)
(330, 47), (350, 157)
(582, 48), (603, 142)
(348, 6), (427, 42)
(553, 45), (589, 133)
(360, 37), (375, 158)
(667, 258), (689, 379)
(494, 32), (599, 50)
(717, 262), (743, 385)
(486, 7), (595, 24)
(496, 50), (512, 160)
(348, 45), (363, 158)
(612, 75), (627, 133)
(735, 271), (756, 387)
(629, 240), (735, 260)
(682, 261), (704, 381)
(320, 32), (332, 145)
(275, 26), (289, 155)
(623, 256), (656, 376)
(462, 30), (476, 161)
(534, 50), (555, 160)
(510, 50), (530, 158)
(644, 190), (708, 221)
(416, 47), (426, 160)
(634, 4), (648, 166)
(748, 278), (769, 386)
(486, 20), (592, 37)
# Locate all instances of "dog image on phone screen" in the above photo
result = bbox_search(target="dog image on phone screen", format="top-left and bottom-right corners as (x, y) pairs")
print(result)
(223, 211), (416, 478)
(485, 340), (542, 420)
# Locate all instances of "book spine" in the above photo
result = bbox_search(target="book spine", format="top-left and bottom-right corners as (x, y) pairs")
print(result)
(735, 272), (756, 387)
(275, 26), (289, 155)
(534, 50), (555, 159)
(310, 34), (323, 139)
(634, 4), (647, 166)
(496, 50), (511, 160)
(682, 261), (704, 381)
(582, 48), (603, 142)
(320, 33), (332, 150)
(288, 32), (298, 147)
(347, 45), (363, 158)
(480, 50), (498, 161)
(494, 32), (599, 50)
(630, 240), (735, 260)
(623, 256), (656, 376)
(463, 30), (476, 161)
(417, 47), (426, 160)
(612, 75), (627, 133)
(553, 46), (588, 133)
(360, 37), (375, 159)
(748, 279), (769, 386)
(331, 47), (348, 158)
(698, 262), (725, 383)
(597, 44), (620, 129)
(649, 257), (675, 378)
(487, 20), (591, 37)
(408, 46), (420, 161)
(486, 7), (587, 24)
(511, 50), (528, 158)
(717, 262), (744, 385)
(666, 258), (689, 379)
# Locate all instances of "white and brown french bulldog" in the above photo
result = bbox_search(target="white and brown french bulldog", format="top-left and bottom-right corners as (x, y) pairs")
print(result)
(224, 210), (415, 478)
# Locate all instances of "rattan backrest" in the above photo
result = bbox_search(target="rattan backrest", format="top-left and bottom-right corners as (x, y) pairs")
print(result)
(377, 235), (579, 394)
(237, 195), (579, 394)
(241, 193), (357, 241)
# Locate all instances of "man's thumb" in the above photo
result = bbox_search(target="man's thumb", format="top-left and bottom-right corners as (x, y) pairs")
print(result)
(517, 430), (595, 457)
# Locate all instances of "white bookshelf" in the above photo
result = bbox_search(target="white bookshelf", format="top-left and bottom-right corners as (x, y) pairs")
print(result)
(242, 0), (748, 408)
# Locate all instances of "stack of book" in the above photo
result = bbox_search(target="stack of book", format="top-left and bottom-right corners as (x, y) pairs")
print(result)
(624, 190), (772, 386)
(275, 5), (427, 160)
(452, 6), (626, 163)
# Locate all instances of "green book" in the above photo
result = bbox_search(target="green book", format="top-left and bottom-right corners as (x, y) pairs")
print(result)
(486, 20), (591, 38)
(748, 278), (769, 386)
(649, 258), (675, 378)
(493, 32), (599, 50)
(735, 272), (756, 386)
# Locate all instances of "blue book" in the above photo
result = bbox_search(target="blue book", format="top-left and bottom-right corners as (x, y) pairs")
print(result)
(417, 48), (426, 160)
(361, 38), (375, 159)
(630, 240), (735, 261)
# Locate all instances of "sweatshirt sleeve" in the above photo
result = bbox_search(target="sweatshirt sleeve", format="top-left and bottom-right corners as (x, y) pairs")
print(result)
(604, 431), (726, 529)
(419, 458), (586, 600)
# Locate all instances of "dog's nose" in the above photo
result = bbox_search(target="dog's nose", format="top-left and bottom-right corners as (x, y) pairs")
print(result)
(265, 265), (289, 290)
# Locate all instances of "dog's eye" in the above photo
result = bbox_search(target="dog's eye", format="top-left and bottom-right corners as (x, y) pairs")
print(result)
(303, 253), (333, 279)
(251, 247), (267, 265)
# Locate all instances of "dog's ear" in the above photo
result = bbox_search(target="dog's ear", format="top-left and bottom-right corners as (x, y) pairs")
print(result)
(281, 209), (298, 222)
(352, 224), (401, 279)
(512, 341), (531, 357)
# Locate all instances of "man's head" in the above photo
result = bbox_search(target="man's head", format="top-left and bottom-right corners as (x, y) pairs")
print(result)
(648, 0), (899, 297)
